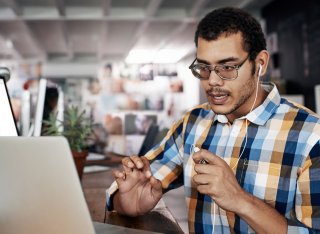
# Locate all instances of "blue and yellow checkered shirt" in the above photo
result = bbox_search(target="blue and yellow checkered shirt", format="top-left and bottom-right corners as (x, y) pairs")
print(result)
(107, 83), (320, 233)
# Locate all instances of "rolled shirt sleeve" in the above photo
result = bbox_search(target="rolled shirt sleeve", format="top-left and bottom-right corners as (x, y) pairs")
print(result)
(287, 141), (320, 232)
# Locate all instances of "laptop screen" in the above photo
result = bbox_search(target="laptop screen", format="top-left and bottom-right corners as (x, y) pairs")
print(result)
(0, 77), (19, 136)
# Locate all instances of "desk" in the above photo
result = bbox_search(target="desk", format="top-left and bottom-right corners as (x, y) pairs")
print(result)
(93, 222), (160, 234)
(82, 167), (184, 233)
(85, 152), (125, 167)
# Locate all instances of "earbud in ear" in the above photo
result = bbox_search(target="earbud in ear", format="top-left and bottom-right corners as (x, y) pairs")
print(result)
(258, 64), (262, 77)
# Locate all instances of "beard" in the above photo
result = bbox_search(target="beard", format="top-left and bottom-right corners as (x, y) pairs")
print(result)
(206, 77), (256, 116)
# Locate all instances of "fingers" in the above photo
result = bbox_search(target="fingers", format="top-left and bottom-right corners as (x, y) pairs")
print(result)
(121, 155), (140, 175)
(122, 155), (145, 169)
(150, 177), (163, 197)
(192, 148), (211, 164)
(112, 169), (127, 187)
(192, 149), (224, 166)
(150, 176), (162, 189)
(130, 155), (144, 169)
(194, 163), (212, 174)
(140, 157), (152, 178)
(193, 173), (211, 185)
(115, 156), (153, 184)
(121, 157), (135, 173)
(121, 156), (151, 177)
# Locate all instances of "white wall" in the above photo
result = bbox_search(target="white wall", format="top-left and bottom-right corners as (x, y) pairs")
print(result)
(177, 61), (200, 109)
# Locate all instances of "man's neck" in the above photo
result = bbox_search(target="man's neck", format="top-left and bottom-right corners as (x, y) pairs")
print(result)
(226, 86), (268, 123)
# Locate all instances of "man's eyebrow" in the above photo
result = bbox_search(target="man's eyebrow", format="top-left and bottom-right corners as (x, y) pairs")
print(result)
(217, 57), (240, 64)
(196, 56), (241, 65)
(196, 58), (210, 64)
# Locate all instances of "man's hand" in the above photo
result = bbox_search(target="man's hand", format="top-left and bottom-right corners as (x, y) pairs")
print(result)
(192, 149), (287, 233)
(192, 149), (245, 212)
(112, 156), (163, 216)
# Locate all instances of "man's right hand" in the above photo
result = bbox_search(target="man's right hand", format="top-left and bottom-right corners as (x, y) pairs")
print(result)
(111, 156), (163, 216)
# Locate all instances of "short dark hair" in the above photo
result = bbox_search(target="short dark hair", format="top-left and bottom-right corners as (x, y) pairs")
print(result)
(195, 7), (266, 61)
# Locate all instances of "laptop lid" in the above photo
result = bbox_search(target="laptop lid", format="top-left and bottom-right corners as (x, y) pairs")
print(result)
(0, 137), (95, 234)
(0, 77), (19, 136)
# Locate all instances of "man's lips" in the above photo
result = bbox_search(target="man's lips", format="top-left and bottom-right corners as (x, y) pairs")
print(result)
(207, 91), (230, 104)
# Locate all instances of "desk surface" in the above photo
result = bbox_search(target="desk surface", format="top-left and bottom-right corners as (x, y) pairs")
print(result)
(82, 165), (184, 233)
(93, 222), (161, 234)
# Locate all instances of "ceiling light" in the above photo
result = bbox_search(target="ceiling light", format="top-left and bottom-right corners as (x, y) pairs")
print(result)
(153, 49), (187, 64)
(5, 39), (13, 49)
(125, 49), (187, 64)
(125, 50), (156, 64)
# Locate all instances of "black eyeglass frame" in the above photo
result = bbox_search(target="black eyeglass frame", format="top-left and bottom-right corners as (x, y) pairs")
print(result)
(188, 54), (250, 81)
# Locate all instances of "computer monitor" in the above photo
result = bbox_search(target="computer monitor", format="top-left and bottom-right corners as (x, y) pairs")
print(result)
(0, 75), (19, 136)
(315, 85), (320, 115)
(33, 78), (47, 136)
(33, 79), (63, 136)
(56, 87), (64, 132)
(20, 89), (31, 136)
(32, 79), (63, 137)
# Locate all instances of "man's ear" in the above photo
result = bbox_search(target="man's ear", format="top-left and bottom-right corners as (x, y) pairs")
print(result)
(256, 50), (269, 76)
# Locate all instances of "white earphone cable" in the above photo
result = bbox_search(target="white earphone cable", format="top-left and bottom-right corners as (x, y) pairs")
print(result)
(231, 67), (261, 169)
(193, 65), (262, 233)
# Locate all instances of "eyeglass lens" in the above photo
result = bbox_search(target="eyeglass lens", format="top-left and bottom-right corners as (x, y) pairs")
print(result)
(192, 65), (238, 80)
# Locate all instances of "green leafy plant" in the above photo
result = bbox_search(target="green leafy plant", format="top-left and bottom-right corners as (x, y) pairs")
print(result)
(43, 106), (93, 152)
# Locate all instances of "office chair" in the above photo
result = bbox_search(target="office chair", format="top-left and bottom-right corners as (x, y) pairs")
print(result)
(138, 124), (169, 156)
(138, 124), (159, 156)
(86, 124), (168, 166)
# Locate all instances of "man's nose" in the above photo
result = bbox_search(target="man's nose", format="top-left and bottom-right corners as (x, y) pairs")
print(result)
(208, 70), (223, 86)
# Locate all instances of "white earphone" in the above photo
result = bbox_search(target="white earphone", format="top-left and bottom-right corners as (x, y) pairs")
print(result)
(258, 64), (262, 77)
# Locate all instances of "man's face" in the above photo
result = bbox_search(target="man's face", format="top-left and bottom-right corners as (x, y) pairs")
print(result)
(196, 33), (258, 122)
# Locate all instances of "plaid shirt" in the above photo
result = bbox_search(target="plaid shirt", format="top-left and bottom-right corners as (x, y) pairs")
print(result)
(106, 83), (320, 233)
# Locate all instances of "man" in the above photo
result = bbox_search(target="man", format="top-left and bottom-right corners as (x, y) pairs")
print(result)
(106, 7), (320, 233)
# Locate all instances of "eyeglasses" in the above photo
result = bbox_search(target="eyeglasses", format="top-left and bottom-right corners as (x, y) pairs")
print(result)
(189, 54), (250, 80)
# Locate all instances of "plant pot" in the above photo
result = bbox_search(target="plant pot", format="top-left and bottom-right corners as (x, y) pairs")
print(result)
(71, 150), (88, 180)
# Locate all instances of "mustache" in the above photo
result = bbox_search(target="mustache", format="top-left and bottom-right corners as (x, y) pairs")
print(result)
(206, 88), (230, 95)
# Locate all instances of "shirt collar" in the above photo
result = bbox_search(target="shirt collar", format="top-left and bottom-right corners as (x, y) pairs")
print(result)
(213, 83), (281, 125)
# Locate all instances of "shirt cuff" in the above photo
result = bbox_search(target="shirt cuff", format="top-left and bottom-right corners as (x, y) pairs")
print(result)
(287, 219), (316, 233)
(105, 181), (119, 211)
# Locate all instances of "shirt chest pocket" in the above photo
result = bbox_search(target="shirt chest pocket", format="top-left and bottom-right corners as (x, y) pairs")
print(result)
(240, 160), (292, 207)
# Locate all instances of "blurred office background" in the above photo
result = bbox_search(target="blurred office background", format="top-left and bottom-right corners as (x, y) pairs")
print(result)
(1, 0), (320, 144)
(0, 0), (319, 178)
(1, 0), (319, 232)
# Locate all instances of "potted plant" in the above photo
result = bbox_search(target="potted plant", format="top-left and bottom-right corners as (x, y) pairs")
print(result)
(42, 105), (93, 180)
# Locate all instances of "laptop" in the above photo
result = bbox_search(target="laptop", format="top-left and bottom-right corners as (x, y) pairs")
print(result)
(0, 72), (19, 136)
(0, 137), (95, 234)
(0, 137), (160, 234)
